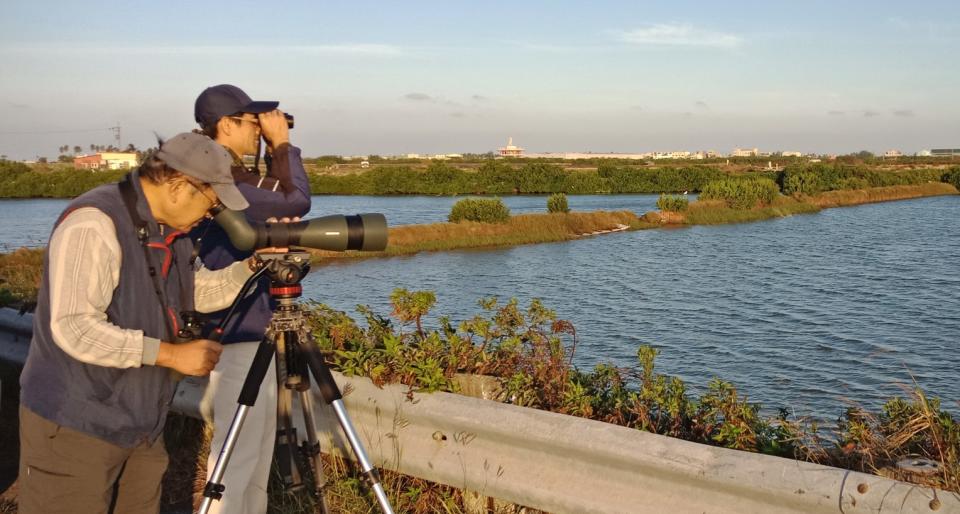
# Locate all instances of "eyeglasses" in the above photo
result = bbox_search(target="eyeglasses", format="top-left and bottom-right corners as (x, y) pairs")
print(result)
(186, 180), (222, 213)
(229, 116), (260, 127)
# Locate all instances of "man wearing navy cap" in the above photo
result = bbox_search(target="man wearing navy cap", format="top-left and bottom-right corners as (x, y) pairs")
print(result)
(192, 84), (311, 514)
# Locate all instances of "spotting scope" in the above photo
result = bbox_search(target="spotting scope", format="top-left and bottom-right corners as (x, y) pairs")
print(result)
(212, 207), (388, 252)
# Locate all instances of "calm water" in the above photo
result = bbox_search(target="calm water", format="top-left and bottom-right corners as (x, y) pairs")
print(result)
(2, 195), (958, 419)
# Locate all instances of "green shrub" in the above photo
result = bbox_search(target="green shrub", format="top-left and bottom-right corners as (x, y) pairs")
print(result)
(699, 177), (779, 209)
(781, 171), (824, 195)
(448, 197), (511, 223)
(656, 194), (689, 212)
(943, 167), (960, 190)
(547, 193), (570, 213)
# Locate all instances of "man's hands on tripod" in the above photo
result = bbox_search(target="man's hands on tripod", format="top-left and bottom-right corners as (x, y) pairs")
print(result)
(157, 339), (223, 376)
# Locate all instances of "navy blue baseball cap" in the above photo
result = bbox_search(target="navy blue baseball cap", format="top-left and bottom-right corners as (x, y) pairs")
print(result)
(194, 84), (279, 127)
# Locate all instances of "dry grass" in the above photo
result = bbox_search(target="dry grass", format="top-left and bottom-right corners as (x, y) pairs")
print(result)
(310, 210), (645, 261)
(664, 183), (958, 227)
(787, 386), (960, 493)
(805, 182), (958, 208)
(0, 248), (43, 308)
(682, 197), (821, 225)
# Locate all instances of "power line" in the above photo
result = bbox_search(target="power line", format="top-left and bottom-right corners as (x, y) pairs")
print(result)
(0, 127), (118, 135)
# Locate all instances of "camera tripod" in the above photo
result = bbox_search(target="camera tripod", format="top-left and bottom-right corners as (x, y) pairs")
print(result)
(198, 251), (394, 514)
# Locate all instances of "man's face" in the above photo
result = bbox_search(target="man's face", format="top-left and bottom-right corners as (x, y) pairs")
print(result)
(165, 178), (220, 232)
(231, 113), (261, 156)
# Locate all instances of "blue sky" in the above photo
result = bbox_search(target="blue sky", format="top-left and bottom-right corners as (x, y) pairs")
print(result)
(1, 0), (958, 159)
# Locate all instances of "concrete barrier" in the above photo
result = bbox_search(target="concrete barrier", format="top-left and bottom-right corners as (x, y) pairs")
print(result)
(2, 308), (957, 513)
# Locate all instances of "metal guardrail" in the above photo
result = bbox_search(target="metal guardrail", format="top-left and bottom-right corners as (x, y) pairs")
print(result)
(2, 308), (957, 513)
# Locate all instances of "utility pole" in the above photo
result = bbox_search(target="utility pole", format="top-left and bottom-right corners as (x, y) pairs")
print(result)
(108, 124), (121, 150)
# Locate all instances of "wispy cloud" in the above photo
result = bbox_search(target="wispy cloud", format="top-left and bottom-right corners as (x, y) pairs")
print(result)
(471, 94), (489, 102)
(403, 93), (436, 102)
(1, 43), (405, 56)
(615, 24), (743, 48)
(449, 112), (466, 118)
(827, 110), (845, 116)
(892, 109), (915, 117)
(862, 110), (880, 118)
(695, 101), (710, 110)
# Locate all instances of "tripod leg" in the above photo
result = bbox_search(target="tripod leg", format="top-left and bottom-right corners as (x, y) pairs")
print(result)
(276, 375), (305, 491)
(297, 339), (396, 514)
(199, 337), (277, 514)
(297, 386), (331, 514)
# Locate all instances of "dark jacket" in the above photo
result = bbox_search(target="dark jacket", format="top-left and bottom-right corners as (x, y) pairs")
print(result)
(20, 174), (192, 447)
(190, 143), (311, 343)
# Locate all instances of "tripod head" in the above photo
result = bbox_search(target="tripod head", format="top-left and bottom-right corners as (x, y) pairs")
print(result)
(210, 251), (312, 340)
(257, 251), (311, 300)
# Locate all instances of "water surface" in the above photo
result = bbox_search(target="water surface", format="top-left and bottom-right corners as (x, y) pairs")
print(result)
(2, 194), (957, 419)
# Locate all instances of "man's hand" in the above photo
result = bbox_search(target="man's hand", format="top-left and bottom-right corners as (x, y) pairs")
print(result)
(156, 340), (223, 376)
(258, 109), (290, 149)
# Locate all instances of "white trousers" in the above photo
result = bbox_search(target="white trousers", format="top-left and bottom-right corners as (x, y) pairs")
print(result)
(204, 341), (277, 514)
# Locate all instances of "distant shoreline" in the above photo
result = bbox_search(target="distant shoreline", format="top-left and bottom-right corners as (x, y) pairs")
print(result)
(1, 183), (957, 309)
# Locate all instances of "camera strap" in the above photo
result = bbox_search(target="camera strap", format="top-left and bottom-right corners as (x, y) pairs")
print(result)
(118, 174), (183, 341)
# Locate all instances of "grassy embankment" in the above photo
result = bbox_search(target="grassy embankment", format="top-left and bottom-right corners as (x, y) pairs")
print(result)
(311, 210), (650, 261)
(652, 182), (958, 226)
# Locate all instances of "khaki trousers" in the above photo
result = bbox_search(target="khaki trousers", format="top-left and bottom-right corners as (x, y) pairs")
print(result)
(18, 406), (168, 514)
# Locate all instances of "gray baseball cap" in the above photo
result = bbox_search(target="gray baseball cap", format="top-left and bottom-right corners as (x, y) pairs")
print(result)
(155, 132), (249, 210)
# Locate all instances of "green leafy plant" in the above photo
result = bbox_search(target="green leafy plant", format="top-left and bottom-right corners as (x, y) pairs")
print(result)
(656, 194), (689, 212)
(943, 167), (960, 190)
(699, 177), (779, 209)
(448, 197), (511, 223)
(547, 192), (570, 213)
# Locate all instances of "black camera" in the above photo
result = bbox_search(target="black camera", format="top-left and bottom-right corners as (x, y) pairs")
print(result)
(283, 113), (294, 129)
(176, 311), (204, 342)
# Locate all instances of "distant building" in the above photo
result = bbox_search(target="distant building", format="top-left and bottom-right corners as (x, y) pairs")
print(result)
(781, 151), (802, 158)
(917, 149), (932, 157)
(498, 137), (524, 157)
(731, 148), (759, 157)
(883, 149), (903, 159)
(524, 152), (650, 160)
(931, 148), (960, 157)
(73, 152), (138, 170)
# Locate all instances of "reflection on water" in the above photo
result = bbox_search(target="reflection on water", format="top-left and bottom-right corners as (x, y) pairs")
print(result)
(3, 194), (958, 419)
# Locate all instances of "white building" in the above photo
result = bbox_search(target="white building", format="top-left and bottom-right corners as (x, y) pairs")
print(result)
(498, 137), (525, 157)
(731, 148), (759, 157)
(523, 152), (650, 160)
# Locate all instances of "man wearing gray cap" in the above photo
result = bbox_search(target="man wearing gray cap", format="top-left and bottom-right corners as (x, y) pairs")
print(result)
(192, 84), (311, 514)
(18, 133), (257, 513)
